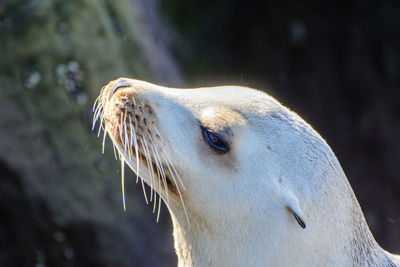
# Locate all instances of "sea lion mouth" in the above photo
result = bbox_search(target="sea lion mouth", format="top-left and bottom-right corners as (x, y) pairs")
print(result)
(92, 80), (187, 221)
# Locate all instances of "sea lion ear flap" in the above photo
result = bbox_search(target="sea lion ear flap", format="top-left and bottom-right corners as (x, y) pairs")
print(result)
(284, 191), (306, 229)
(288, 206), (306, 229)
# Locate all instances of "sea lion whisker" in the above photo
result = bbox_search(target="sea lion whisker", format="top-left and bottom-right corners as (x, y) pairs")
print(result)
(94, 98), (104, 117)
(101, 129), (107, 154)
(97, 115), (105, 138)
(145, 129), (168, 202)
(141, 133), (157, 203)
(159, 145), (186, 190)
(123, 110), (129, 154)
(130, 115), (141, 183)
(150, 144), (165, 195)
(149, 158), (158, 212)
(121, 111), (126, 143)
(156, 192), (162, 223)
(124, 128), (129, 157)
(112, 143), (118, 160)
(121, 157), (127, 211)
(150, 143), (163, 218)
(150, 128), (186, 190)
(92, 98), (101, 118)
(98, 108), (104, 126)
(148, 143), (164, 215)
(112, 114), (121, 161)
(161, 152), (190, 226)
(126, 128), (132, 160)
(152, 192), (158, 213)
(136, 139), (149, 204)
(152, 144), (170, 205)
(129, 115), (134, 159)
(148, 142), (159, 213)
(92, 106), (99, 127)
(92, 96), (100, 112)
(93, 86), (106, 112)
(94, 99), (102, 114)
(92, 106), (103, 131)
(119, 112), (124, 145)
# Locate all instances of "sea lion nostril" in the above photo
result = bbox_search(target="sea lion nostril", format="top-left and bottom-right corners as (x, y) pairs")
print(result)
(111, 79), (130, 97)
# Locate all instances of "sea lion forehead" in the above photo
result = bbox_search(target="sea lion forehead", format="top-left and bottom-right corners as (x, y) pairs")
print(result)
(199, 106), (247, 131)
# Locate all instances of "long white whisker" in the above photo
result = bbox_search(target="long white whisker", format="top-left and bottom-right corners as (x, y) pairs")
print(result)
(145, 129), (162, 208)
(161, 152), (190, 226)
(93, 96), (100, 112)
(129, 115), (134, 160)
(121, 156), (127, 211)
(138, 139), (149, 204)
(92, 106), (103, 131)
(152, 187), (157, 213)
(92, 106), (99, 126)
(125, 117), (133, 160)
(149, 143), (163, 214)
(148, 128), (186, 190)
(158, 143), (186, 190)
(140, 134), (156, 203)
(123, 111), (129, 152)
(119, 112), (124, 145)
(97, 115), (104, 137)
(102, 129), (108, 154)
(143, 135), (156, 203)
(152, 144), (170, 206)
(93, 99), (101, 117)
(92, 88), (105, 112)
(151, 127), (185, 188)
(156, 193), (162, 223)
(132, 116), (140, 183)
(128, 116), (137, 163)
(151, 127), (190, 225)
(112, 143), (118, 160)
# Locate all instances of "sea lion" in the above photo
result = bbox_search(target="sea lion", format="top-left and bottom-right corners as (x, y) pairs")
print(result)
(93, 78), (400, 266)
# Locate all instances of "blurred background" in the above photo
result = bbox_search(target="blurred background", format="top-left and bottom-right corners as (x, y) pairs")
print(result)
(0, 0), (399, 266)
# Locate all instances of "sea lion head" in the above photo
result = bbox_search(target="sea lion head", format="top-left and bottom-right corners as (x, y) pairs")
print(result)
(94, 78), (398, 266)
(94, 77), (400, 266)
(93, 77), (330, 231)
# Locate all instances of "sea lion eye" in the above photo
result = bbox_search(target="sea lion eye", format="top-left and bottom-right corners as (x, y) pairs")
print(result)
(201, 126), (229, 153)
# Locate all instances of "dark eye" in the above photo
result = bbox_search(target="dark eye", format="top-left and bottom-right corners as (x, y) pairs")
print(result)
(201, 126), (229, 153)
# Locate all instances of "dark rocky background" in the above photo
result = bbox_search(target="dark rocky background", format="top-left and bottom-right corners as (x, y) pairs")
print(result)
(0, 0), (399, 266)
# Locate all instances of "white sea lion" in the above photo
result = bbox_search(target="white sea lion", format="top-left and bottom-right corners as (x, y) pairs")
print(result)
(93, 78), (400, 266)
